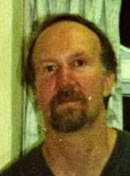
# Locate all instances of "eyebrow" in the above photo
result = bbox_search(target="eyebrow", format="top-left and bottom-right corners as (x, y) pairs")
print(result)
(37, 51), (89, 64)
(68, 51), (89, 60)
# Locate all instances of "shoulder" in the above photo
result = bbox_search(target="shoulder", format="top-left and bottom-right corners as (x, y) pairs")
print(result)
(117, 130), (130, 174)
(102, 129), (130, 176)
(112, 129), (130, 175)
(118, 129), (130, 146)
(0, 144), (49, 176)
(118, 130), (130, 159)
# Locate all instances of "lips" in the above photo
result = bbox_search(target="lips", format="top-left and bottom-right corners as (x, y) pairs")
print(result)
(60, 98), (79, 104)
(51, 88), (86, 107)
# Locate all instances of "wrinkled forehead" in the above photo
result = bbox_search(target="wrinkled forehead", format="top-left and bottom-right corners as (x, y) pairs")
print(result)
(32, 21), (102, 62)
(35, 21), (101, 49)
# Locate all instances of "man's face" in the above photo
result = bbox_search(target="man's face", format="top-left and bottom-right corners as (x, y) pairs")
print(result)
(33, 21), (113, 133)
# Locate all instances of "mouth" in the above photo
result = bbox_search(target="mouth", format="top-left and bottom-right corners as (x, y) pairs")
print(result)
(60, 98), (80, 104)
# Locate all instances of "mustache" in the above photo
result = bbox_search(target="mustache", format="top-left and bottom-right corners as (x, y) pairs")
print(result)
(51, 87), (86, 105)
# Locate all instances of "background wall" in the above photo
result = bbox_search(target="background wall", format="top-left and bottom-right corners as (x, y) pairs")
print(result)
(0, 0), (23, 170)
(0, 0), (12, 168)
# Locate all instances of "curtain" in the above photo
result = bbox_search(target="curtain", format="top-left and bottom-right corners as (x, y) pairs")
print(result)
(23, 0), (122, 152)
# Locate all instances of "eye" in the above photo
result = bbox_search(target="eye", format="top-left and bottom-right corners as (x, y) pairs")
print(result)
(43, 64), (57, 73)
(47, 65), (55, 72)
(73, 59), (86, 67)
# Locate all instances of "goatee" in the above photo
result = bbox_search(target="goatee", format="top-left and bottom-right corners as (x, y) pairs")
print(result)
(49, 87), (94, 133)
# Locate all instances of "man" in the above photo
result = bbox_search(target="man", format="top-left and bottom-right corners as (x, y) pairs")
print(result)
(1, 14), (130, 176)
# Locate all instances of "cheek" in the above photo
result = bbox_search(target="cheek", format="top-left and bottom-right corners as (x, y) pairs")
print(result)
(35, 76), (56, 108)
(76, 74), (104, 97)
(77, 74), (105, 114)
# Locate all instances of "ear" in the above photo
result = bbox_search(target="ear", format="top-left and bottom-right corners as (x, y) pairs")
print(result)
(103, 72), (115, 97)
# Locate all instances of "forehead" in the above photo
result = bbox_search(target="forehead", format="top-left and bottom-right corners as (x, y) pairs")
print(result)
(33, 21), (101, 60)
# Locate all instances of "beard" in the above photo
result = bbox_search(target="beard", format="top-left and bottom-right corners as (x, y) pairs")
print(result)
(49, 87), (96, 133)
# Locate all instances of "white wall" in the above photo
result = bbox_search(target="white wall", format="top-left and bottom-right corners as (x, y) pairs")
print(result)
(0, 0), (23, 170)
(0, 0), (13, 169)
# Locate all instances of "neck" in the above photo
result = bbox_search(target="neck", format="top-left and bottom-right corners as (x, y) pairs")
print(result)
(42, 110), (117, 176)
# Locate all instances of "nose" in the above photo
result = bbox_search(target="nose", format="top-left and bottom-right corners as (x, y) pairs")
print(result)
(56, 66), (75, 89)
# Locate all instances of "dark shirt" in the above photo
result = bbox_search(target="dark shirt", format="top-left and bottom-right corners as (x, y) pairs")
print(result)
(1, 130), (130, 176)
(101, 130), (130, 176)
(0, 144), (53, 176)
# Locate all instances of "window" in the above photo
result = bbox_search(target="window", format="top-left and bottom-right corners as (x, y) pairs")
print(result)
(120, 0), (130, 131)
